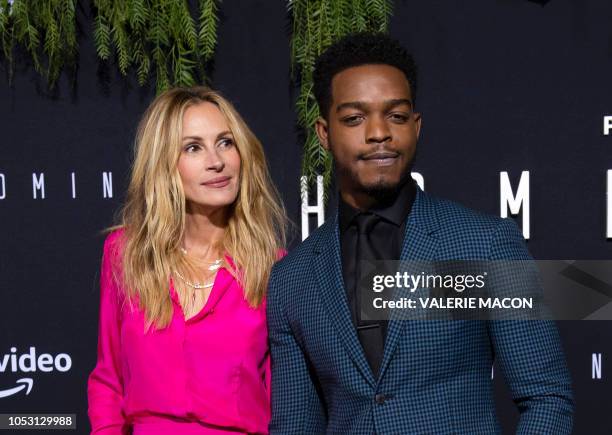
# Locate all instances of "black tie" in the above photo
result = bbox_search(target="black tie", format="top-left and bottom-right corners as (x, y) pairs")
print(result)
(353, 212), (386, 377)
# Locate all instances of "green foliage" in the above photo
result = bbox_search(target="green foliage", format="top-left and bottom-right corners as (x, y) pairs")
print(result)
(288, 0), (392, 198)
(198, 0), (217, 59)
(0, 0), (393, 192)
(0, 0), (78, 88)
(0, 0), (219, 91)
(0, 2), (11, 80)
(93, 0), (220, 94)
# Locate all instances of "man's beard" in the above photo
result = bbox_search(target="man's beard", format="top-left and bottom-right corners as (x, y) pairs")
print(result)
(337, 149), (417, 205)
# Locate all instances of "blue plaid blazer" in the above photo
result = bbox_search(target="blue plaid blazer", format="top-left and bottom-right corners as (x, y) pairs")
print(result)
(267, 188), (574, 434)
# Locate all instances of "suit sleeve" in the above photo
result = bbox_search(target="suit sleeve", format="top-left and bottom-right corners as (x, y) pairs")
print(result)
(267, 265), (327, 434)
(487, 218), (574, 434)
(87, 233), (128, 435)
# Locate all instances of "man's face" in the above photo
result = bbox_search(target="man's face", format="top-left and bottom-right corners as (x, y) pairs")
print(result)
(315, 64), (421, 207)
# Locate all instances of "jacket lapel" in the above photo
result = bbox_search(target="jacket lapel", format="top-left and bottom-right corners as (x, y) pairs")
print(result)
(377, 189), (440, 382)
(312, 216), (377, 388)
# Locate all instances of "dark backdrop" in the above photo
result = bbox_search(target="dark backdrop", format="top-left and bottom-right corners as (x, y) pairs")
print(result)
(0, 0), (610, 433)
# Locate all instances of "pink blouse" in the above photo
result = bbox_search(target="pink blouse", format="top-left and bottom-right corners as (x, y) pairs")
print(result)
(88, 230), (273, 434)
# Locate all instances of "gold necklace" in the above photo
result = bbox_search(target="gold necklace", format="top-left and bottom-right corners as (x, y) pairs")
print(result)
(180, 247), (223, 265)
(174, 270), (215, 289)
(175, 246), (222, 309)
(174, 267), (217, 308)
(174, 258), (221, 289)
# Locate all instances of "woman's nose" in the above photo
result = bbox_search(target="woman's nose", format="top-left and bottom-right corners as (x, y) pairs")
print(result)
(205, 149), (224, 171)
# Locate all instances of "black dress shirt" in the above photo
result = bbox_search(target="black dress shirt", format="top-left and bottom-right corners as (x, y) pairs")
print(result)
(339, 178), (417, 376)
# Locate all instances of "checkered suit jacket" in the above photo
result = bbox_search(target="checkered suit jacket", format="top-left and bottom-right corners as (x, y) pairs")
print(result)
(267, 188), (574, 434)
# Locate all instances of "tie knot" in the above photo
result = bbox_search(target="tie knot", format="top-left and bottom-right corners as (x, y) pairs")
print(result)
(353, 212), (381, 234)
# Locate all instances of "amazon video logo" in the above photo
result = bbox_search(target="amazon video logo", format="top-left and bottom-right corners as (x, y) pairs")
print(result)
(0, 347), (72, 398)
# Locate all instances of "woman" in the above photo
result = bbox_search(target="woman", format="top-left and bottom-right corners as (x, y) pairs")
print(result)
(88, 86), (287, 434)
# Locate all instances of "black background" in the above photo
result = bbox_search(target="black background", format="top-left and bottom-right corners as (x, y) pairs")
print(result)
(0, 0), (610, 433)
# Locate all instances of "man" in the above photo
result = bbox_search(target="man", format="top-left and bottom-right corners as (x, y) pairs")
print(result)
(267, 32), (573, 434)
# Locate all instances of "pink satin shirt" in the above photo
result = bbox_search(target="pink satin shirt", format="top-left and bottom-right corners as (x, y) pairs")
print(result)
(87, 230), (272, 434)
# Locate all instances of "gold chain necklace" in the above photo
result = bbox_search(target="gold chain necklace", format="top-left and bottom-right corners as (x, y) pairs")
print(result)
(175, 247), (222, 289)
(174, 269), (217, 289)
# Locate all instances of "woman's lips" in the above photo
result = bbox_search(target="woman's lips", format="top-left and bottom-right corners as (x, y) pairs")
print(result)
(201, 176), (231, 188)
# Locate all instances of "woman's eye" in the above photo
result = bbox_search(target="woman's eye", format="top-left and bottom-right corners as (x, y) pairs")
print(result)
(218, 138), (234, 148)
(185, 144), (200, 153)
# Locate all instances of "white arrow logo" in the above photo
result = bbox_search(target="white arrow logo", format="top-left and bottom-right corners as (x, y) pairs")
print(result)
(0, 378), (33, 398)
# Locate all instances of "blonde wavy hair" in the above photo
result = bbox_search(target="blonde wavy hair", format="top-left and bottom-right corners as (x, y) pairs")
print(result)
(111, 86), (287, 329)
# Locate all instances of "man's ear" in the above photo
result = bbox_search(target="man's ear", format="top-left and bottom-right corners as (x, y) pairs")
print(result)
(413, 112), (422, 141)
(315, 117), (330, 151)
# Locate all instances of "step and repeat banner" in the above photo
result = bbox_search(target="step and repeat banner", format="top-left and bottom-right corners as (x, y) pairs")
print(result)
(0, 0), (610, 433)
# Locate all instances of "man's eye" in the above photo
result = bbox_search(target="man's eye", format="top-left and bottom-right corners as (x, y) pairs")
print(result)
(342, 115), (363, 125)
(390, 113), (410, 122)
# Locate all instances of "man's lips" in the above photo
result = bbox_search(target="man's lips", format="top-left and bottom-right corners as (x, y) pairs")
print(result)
(201, 176), (231, 188)
(360, 151), (400, 166)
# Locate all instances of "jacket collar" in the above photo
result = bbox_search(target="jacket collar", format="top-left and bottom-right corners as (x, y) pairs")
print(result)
(312, 187), (440, 386)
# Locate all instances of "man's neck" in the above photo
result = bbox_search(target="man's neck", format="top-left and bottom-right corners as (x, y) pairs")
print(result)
(340, 178), (412, 211)
(339, 190), (378, 211)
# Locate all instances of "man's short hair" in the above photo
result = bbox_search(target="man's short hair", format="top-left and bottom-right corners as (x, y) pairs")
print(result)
(313, 32), (418, 119)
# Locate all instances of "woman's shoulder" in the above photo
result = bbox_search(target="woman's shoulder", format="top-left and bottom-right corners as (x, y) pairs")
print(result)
(102, 227), (127, 271)
(258, 249), (288, 309)
(104, 227), (125, 249)
(276, 248), (288, 260)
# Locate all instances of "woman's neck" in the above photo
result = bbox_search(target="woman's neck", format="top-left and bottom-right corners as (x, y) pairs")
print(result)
(183, 204), (228, 258)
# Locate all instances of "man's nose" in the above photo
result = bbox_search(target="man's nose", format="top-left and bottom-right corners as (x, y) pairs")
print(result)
(365, 115), (392, 144)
